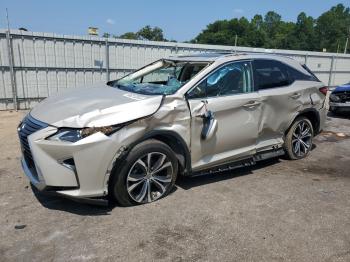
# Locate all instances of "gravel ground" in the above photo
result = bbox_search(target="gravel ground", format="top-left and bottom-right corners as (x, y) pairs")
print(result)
(0, 110), (349, 262)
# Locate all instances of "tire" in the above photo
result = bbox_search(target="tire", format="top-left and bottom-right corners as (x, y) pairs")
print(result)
(284, 117), (314, 160)
(109, 139), (178, 206)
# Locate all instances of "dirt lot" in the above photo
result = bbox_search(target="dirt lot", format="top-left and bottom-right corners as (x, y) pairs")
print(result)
(0, 110), (349, 262)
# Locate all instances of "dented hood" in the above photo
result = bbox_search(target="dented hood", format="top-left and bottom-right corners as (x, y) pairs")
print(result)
(30, 84), (163, 128)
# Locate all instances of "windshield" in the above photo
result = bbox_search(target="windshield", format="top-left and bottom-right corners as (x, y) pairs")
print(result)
(113, 60), (208, 95)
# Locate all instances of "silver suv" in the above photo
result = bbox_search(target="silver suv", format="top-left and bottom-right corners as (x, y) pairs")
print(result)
(18, 53), (327, 206)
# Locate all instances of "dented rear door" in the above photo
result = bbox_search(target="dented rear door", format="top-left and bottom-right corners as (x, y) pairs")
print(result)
(253, 59), (304, 150)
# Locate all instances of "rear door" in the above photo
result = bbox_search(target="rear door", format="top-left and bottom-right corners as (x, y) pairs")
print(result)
(252, 59), (306, 150)
(186, 61), (261, 171)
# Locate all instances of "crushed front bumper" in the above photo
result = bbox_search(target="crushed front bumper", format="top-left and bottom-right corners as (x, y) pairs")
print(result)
(18, 115), (122, 200)
(21, 157), (46, 191)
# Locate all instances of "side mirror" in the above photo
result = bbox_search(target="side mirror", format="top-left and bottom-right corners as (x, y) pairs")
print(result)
(106, 79), (119, 86)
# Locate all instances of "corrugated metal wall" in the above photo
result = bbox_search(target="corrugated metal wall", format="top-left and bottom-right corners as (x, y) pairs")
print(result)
(1, 29), (350, 110)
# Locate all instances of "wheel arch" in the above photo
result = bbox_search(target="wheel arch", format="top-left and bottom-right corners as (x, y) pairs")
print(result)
(139, 131), (192, 176)
(286, 108), (320, 136)
(114, 130), (192, 176)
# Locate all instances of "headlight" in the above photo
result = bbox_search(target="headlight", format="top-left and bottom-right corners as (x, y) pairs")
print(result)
(48, 126), (121, 142)
(330, 94), (340, 102)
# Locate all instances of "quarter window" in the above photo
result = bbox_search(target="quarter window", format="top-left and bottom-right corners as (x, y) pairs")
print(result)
(300, 64), (320, 82)
(187, 61), (253, 99)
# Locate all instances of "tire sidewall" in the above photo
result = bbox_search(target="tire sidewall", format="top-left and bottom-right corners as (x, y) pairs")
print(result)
(285, 117), (314, 160)
(109, 140), (178, 206)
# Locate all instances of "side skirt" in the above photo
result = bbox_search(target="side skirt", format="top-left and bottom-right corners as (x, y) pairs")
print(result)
(191, 147), (285, 177)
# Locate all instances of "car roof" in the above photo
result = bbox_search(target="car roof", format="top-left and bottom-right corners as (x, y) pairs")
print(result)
(168, 52), (298, 64)
(168, 52), (233, 62)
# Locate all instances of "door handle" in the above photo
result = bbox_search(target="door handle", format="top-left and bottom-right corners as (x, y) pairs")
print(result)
(290, 93), (301, 99)
(243, 100), (261, 108)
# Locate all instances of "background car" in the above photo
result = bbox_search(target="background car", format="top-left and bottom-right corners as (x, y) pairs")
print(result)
(329, 82), (350, 114)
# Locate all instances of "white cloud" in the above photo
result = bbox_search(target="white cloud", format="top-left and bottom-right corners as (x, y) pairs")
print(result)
(233, 9), (244, 14)
(106, 18), (115, 25)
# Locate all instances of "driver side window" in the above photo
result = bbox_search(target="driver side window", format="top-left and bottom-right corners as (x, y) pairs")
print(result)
(187, 61), (253, 99)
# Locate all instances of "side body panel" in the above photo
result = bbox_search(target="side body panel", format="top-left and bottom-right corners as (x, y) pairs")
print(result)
(188, 92), (260, 171)
(257, 82), (325, 150)
(257, 82), (306, 150)
(253, 57), (326, 150)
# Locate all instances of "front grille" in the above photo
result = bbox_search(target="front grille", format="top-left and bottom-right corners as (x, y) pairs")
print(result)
(333, 91), (350, 102)
(17, 115), (48, 175)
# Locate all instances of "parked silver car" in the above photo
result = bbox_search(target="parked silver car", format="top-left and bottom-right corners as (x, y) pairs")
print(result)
(18, 53), (327, 206)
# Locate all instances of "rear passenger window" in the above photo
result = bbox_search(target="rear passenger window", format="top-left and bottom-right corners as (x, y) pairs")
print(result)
(253, 60), (291, 90)
(286, 66), (310, 81)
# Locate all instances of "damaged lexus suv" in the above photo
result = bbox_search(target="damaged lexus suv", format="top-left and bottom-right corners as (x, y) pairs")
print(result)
(18, 53), (327, 206)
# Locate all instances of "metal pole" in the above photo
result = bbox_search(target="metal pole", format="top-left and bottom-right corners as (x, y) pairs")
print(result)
(333, 42), (341, 85)
(5, 8), (18, 110)
(105, 39), (109, 82)
(234, 35), (238, 54)
(345, 38), (349, 54)
(336, 42), (340, 54)
(345, 26), (350, 54)
(328, 56), (335, 86)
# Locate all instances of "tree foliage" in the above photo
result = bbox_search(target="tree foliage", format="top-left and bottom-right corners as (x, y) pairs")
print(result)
(193, 4), (350, 52)
(115, 25), (166, 41)
(137, 26), (165, 41)
(105, 4), (350, 52)
(118, 32), (139, 40)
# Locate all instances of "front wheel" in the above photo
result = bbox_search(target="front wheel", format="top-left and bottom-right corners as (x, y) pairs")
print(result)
(284, 117), (314, 160)
(109, 139), (178, 206)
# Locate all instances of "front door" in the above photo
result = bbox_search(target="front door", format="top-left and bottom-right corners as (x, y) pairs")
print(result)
(186, 61), (261, 171)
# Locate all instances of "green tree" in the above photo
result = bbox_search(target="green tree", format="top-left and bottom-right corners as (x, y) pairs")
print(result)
(194, 18), (251, 46)
(291, 12), (316, 51)
(263, 11), (285, 48)
(246, 15), (268, 47)
(264, 11), (282, 34)
(137, 26), (166, 41)
(315, 4), (350, 52)
(118, 26), (167, 41)
(119, 32), (139, 40)
(109, 4), (350, 52)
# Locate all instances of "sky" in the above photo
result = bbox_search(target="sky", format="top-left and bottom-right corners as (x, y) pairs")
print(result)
(0, 0), (349, 41)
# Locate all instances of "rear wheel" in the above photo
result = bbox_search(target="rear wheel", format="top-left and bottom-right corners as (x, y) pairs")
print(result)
(109, 139), (178, 206)
(284, 117), (314, 160)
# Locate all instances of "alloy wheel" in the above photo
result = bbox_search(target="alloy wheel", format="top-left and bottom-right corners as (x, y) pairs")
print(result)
(126, 152), (174, 203)
(292, 120), (313, 157)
